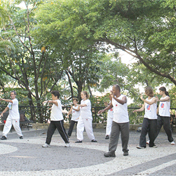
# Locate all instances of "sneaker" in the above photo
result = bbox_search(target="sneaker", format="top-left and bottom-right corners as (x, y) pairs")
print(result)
(91, 139), (97, 142)
(123, 151), (129, 156)
(146, 140), (150, 145)
(171, 141), (175, 145)
(136, 146), (146, 149)
(75, 140), (82, 143)
(19, 136), (23, 139)
(104, 151), (116, 157)
(65, 143), (70, 147)
(1, 136), (7, 140)
(105, 135), (109, 139)
(42, 143), (50, 148)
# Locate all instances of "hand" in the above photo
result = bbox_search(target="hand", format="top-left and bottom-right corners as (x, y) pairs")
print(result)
(156, 96), (159, 101)
(0, 113), (3, 117)
(43, 101), (48, 105)
(0, 98), (4, 101)
(140, 94), (144, 101)
(110, 91), (114, 98)
(133, 110), (137, 113)
(66, 115), (69, 119)
(98, 110), (104, 114)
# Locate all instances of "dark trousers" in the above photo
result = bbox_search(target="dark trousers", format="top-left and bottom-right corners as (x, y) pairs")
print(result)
(46, 120), (69, 144)
(156, 115), (174, 142)
(109, 121), (129, 152)
(140, 118), (157, 147)
(68, 120), (77, 137)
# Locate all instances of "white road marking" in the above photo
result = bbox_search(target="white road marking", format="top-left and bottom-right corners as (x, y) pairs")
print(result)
(134, 160), (176, 176)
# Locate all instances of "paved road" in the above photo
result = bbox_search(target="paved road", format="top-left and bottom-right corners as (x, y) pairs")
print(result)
(0, 128), (176, 176)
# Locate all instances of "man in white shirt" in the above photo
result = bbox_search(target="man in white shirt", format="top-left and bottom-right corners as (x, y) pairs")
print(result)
(0, 91), (23, 140)
(98, 85), (129, 157)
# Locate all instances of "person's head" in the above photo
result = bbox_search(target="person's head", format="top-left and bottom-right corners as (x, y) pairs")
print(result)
(145, 87), (154, 97)
(72, 98), (78, 105)
(112, 84), (120, 95)
(10, 91), (16, 99)
(81, 91), (89, 100)
(159, 86), (169, 96)
(51, 91), (60, 100)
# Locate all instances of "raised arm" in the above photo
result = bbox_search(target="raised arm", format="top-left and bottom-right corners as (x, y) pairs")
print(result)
(158, 96), (170, 102)
(43, 100), (58, 106)
(0, 98), (13, 103)
(113, 96), (127, 105)
(140, 95), (157, 105)
(133, 104), (145, 113)
(72, 106), (80, 111)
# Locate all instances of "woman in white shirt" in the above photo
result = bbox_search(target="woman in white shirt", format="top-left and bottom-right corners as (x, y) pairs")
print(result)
(133, 87), (157, 149)
(42, 91), (70, 148)
(75, 91), (97, 143)
(156, 87), (175, 145)
(66, 98), (80, 137)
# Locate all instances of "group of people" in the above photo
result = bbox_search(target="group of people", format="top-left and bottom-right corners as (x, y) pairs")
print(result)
(0, 85), (175, 158)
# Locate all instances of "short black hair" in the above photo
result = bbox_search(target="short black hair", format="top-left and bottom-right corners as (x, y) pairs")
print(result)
(114, 84), (120, 92)
(51, 91), (60, 98)
(11, 91), (17, 95)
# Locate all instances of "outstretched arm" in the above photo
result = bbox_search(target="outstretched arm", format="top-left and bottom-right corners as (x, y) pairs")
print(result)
(98, 103), (113, 114)
(0, 98), (13, 103)
(133, 104), (145, 113)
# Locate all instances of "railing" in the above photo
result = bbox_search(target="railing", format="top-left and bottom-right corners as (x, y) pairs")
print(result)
(0, 105), (176, 124)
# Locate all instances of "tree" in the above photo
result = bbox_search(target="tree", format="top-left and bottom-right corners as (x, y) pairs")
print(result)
(49, 0), (176, 85)
(0, 1), (64, 122)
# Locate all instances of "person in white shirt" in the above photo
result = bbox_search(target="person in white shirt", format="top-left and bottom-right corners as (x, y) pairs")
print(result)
(42, 91), (70, 148)
(66, 98), (80, 137)
(156, 87), (174, 145)
(133, 86), (157, 149)
(75, 91), (97, 143)
(98, 85), (129, 157)
(0, 91), (23, 140)
(104, 95), (113, 139)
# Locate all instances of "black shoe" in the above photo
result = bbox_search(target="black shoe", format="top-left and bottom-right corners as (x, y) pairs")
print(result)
(104, 151), (116, 157)
(105, 135), (109, 139)
(1, 136), (7, 140)
(123, 151), (129, 156)
(91, 139), (97, 142)
(19, 136), (23, 139)
(75, 140), (82, 143)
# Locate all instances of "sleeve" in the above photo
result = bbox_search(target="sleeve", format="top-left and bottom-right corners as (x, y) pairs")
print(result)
(12, 99), (18, 105)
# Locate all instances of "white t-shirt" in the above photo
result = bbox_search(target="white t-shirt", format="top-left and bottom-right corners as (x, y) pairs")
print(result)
(80, 99), (92, 119)
(107, 107), (113, 119)
(7, 98), (20, 120)
(50, 100), (63, 121)
(71, 105), (80, 121)
(159, 96), (170, 117)
(144, 97), (157, 119)
(112, 95), (129, 123)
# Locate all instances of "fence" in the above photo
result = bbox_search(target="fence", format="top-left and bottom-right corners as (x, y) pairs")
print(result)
(0, 105), (176, 124)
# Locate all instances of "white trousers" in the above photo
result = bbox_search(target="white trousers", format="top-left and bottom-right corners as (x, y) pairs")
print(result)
(77, 117), (95, 141)
(106, 117), (113, 136)
(3, 117), (23, 137)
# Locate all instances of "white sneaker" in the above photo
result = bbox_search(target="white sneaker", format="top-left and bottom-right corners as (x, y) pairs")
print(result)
(171, 141), (175, 145)
(65, 143), (70, 148)
(42, 143), (50, 148)
(146, 140), (150, 145)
